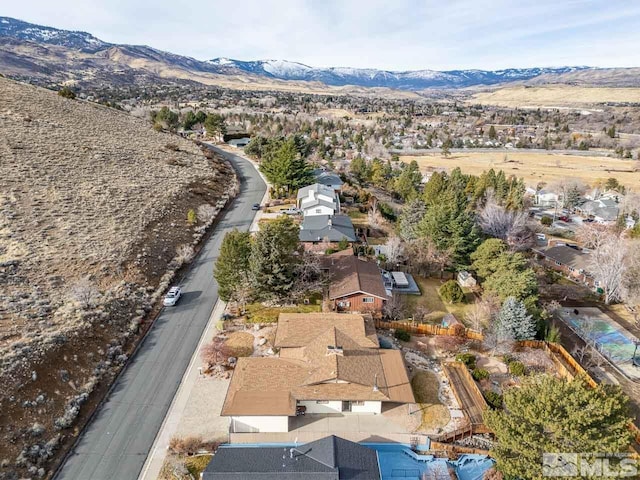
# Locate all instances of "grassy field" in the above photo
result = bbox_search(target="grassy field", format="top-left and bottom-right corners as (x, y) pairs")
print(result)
(401, 151), (639, 187)
(406, 277), (475, 324)
(411, 371), (450, 431)
(469, 85), (640, 107)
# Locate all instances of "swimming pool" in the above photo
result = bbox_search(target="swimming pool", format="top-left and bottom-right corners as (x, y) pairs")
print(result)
(562, 309), (638, 364)
(365, 443), (494, 480)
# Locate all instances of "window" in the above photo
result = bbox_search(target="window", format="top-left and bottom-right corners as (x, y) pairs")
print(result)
(352, 401), (365, 406)
(568, 267), (575, 273)
(362, 297), (374, 304)
(316, 400), (329, 404)
(555, 261), (561, 266)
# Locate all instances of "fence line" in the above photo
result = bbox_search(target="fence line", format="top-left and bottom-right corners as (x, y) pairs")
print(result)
(375, 320), (484, 341)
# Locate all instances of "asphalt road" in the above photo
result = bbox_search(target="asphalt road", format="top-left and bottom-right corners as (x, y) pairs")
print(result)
(54, 147), (266, 480)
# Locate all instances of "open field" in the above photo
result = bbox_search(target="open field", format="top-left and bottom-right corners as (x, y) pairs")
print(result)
(469, 85), (640, 108)
(401, 151), (640, 187)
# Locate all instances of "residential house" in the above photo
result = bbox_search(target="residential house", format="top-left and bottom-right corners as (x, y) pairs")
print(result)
(297, 183), (340, 217)
(576, 197), (619, 224)
(299, 214), (356, 249)
(221, 313), (415, 434)
(529, 188), (562, 207)
(202, 435), (381, 480)
(533, 243), (596, 288)
(327, 255), (390, 313)
(314, 168), (344, 193)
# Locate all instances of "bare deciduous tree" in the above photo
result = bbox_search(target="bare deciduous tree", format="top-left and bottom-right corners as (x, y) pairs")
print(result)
(384, 235), (404, 266)
(382, 294), (406, 321)
(405, 239), (452, 276)
(289, 251), (324, 303)
(367, 197), (382, 229)
(577, 224), (627, 304)
(478, 196), (528, 242)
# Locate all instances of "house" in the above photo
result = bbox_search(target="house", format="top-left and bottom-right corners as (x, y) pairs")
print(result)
(533, 244), (596, 288)
(221, 313), (415, 434)
(457, 271), (476, 288)
(299, 214), (356, 245)
(530, 188), (562, 207)
(297, 183), (340, 217)
(202, 435), (381, 480)
(314, 168), (344, 192)
(576, 198), (619, 224)
(327, 255), (390, 313)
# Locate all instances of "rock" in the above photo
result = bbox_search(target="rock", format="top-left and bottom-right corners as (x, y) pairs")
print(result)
(267, 348), (275, 355)
(258, 338), (267, 346)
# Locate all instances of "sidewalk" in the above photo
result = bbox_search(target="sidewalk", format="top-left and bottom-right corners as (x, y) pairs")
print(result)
(138, 300), (226, 480)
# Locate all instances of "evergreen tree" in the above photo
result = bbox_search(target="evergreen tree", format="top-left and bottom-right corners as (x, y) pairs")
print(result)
(399, 199), (427, 241)
(182, 111), (197, 130)
(349, 157), (369, 183)
(204, 113), (226, 137)
(250, 216), (302, 301)
(496, 297), (536, 341)
(488, 125), (497, 139)
(214, 229), (252, 302)
(393, 160), (421, 201)
(485, 375), (632, 479)
(259, 138), (314, 193)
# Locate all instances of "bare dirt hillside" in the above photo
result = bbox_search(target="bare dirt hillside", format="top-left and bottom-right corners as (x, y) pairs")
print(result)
(469, 85), (640, 107)
(0, 77), (235, 478)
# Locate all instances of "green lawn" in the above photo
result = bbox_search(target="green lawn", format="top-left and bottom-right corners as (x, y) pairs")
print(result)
(405, 276), (476, 325)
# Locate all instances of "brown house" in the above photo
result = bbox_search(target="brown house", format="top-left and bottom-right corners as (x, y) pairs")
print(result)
(533, 244), (597, 289)
(326, 255), (390, 313)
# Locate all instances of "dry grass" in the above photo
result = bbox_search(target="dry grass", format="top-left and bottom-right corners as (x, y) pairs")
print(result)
(402, 151), (640, 187)
(406, 277), (475, 324)
(224, 332), (255, 357)
(411, 371), (450, 431)
(470, 85), (640, 107)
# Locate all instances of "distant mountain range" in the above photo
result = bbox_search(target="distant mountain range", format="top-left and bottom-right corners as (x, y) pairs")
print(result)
(1, 16), (639, 92)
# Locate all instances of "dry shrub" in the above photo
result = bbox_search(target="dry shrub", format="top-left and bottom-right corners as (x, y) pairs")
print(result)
(201, 337), (232, 366)
(168, 435), (218, 455)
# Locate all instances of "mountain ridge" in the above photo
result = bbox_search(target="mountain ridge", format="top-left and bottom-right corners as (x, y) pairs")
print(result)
(1, 16), (639, 91)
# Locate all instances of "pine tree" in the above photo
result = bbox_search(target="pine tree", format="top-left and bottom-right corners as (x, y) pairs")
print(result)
(259, 138), (313, 193)
(496, 297), (536, 341)
(399, 199), (427, 241)
(250, 216), (302, 301)
(214, 229), (252, 302)
(485, 375), (632, 479)
(488, 125), (497, 139)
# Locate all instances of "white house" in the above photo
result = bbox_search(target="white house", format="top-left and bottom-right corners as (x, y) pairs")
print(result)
(297, 183), (340, 217)
(531, 188), (563, 207)
(221, 313), (415, 434)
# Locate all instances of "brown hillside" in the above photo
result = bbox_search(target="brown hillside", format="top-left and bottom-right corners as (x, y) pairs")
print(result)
(0, 77), (234, 477)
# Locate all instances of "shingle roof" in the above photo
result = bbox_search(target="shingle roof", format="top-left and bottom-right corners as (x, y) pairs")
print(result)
(300, 198), (339, 212)
(297, 183), (336, 200)
(314, 170), (344, 188)
(299, 215), (356, 242)
(201, 435), (381, 480)
(328, 255), (389, 300)
(537, 245), (590, 271)
(221, 313), (414, 416)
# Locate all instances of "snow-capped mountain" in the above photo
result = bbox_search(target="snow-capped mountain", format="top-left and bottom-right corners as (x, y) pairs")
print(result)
(207, 58), (590, 89)
(0, 16), (110, 53)
(0, 16), (618, 90)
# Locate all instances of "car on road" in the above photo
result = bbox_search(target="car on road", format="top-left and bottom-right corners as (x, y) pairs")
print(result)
(163, 286), (182, 306)
(251, 203), (261, 211)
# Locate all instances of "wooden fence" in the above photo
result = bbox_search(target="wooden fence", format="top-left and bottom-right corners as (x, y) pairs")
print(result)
(375, 319), (484, 341)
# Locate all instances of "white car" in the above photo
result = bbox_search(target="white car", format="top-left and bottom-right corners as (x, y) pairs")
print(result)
(163, 286), (182, 306)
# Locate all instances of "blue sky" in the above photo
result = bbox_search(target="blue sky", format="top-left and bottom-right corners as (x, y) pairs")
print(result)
(4, 0), (640, 70)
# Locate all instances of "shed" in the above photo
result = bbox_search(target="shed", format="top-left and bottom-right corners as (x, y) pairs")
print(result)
(457, 271), (476, 288)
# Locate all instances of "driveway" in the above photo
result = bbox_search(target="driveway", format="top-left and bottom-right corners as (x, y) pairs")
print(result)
(54, 147), (266, 480)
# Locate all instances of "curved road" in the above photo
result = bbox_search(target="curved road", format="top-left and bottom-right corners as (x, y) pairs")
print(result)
(54, 147), (266, 480)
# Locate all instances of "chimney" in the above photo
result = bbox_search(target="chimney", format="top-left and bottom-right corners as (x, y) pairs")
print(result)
(309, 189), (315, 200)
(326, 345), (344, 356)
(372, 373), (379, 392)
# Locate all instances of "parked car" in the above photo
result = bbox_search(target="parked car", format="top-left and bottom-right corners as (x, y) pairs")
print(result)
(163, 286), (182, 306)
(583, 218), (595, 223)
(558, 215), (572, 222)
(251, 203), (261, 211)
(281, 207), (300, 215)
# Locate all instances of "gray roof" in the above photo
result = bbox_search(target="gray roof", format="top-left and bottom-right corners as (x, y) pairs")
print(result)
(314, 170), (344, 188)
(297, 183), (336, 200)
(299, 215), (356, 242)
(202, 435), (381, 480)
(537, 245), (590, 271)
(300, 198), (338, 212)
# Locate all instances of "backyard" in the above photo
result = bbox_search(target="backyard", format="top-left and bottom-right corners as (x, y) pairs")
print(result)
(405, 276), (477, 325)
(410, 370), (450, 432)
